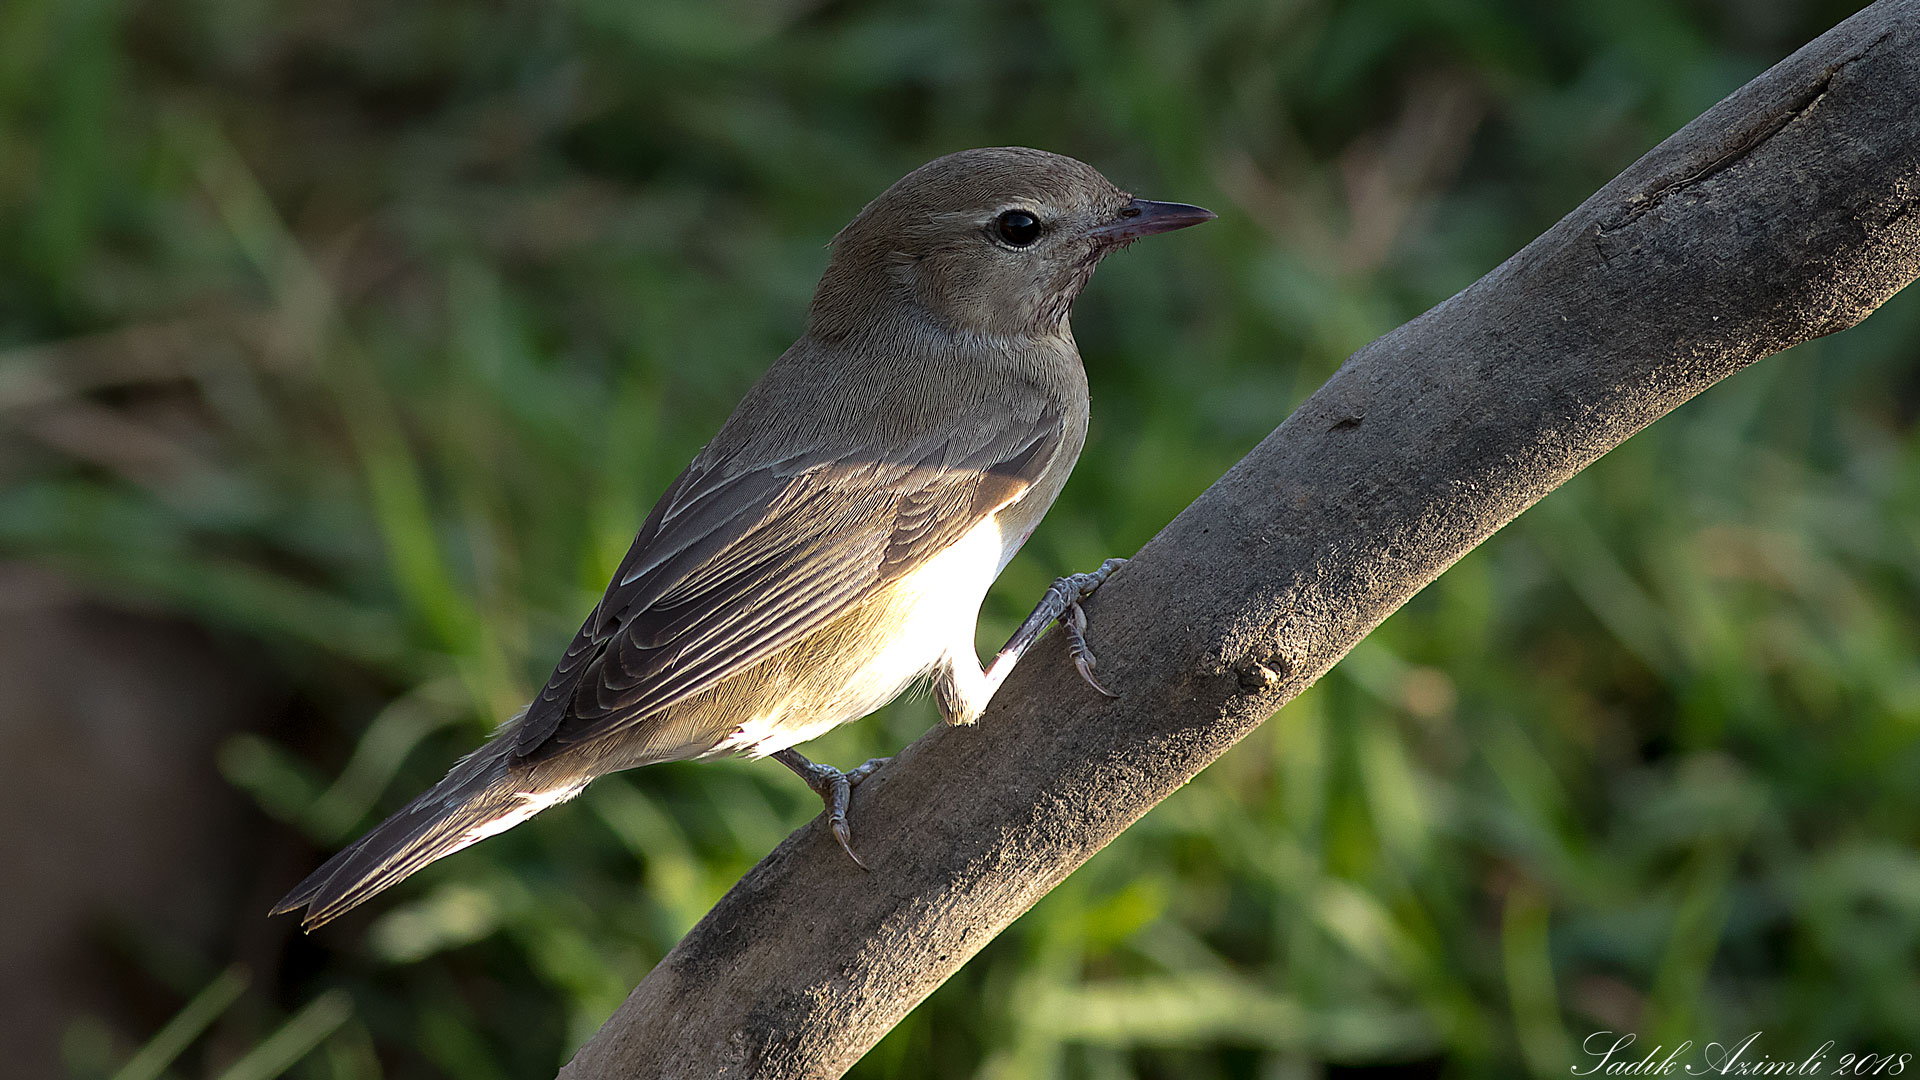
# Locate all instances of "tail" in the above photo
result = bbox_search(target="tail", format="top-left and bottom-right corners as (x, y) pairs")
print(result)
(271, 743), (583, 931)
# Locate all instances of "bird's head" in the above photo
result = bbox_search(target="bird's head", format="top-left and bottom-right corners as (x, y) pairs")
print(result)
(810, 147), (1214, 344)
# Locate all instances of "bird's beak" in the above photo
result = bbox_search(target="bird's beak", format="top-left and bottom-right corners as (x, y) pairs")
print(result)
(1089, 198), (1217, 242)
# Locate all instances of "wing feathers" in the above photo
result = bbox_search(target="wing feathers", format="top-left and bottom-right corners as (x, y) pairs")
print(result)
(511, 408), (1066, 758)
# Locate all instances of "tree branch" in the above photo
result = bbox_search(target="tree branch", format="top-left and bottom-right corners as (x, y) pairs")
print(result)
(562, 3), (1920, 1076)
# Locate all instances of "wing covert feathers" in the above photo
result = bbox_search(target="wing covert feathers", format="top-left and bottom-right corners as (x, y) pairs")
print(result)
(512, 410), (1067, 757)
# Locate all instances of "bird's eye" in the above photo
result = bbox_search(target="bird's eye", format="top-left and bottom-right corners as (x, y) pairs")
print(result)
(995, 209), (1042, 247)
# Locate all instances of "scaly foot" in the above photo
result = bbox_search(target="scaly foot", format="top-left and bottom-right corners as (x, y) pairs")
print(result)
(991, 557), (1127, 697)
(770, 748), (887, 867)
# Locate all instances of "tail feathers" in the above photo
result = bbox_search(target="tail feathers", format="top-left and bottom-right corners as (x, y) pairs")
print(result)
(272, 747), (583, 931)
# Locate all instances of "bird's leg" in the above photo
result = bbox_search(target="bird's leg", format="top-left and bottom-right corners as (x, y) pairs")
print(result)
(987, 556), (1127, 697)
(778, 557), (1124, 859)
(770, 748), (887, 867)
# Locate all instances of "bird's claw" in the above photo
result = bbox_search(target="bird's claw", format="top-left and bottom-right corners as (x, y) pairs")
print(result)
(1064, 601), (1119, 697)
(995, 557), (1127, 698)
(1058, 558), (1125, 696)
(774, 749), (885, 868)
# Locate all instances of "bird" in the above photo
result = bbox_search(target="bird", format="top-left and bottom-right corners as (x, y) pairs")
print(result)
(272, 146), (1214, 930)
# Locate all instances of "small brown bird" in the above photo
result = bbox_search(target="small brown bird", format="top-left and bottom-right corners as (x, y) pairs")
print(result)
(273, 147), (1213, 929)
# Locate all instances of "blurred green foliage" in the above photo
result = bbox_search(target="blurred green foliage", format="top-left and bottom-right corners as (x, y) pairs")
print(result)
(5, 0), (1918, 1076)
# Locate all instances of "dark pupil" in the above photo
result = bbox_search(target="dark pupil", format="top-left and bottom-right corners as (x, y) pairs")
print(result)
(996, 210), (1041, 246)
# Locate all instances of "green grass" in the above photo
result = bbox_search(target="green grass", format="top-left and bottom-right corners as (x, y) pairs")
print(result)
(5, 0), (1917, 1076)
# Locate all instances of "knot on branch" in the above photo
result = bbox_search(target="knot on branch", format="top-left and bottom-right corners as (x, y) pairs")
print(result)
(1235, 657), (1286, 692)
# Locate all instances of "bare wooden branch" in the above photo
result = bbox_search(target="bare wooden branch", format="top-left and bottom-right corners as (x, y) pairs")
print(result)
(562, 3), (1920, 1076)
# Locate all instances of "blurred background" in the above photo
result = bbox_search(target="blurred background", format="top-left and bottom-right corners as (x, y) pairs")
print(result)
(4, 0), (1918, 1077)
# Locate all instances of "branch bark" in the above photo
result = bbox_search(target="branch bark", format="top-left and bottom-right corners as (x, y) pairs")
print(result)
(563, 3), (1920, 1075)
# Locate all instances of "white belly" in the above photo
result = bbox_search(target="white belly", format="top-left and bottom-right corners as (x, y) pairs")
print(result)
(712, 514), (1018, 758)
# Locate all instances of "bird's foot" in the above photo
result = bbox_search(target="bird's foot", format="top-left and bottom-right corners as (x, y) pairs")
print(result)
(770, 749), (887, 868)
(996, 557), (1126, 697)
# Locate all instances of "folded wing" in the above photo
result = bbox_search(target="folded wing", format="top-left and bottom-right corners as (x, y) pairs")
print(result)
(510, 409), (1065, 758)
